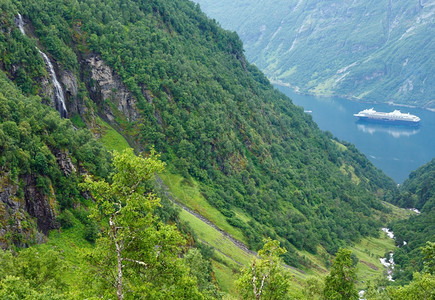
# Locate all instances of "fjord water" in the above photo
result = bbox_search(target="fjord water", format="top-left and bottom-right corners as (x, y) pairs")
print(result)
(276, 85), (435, 183)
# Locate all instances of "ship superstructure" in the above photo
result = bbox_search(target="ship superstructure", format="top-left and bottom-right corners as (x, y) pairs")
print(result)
(354, 108), (420, 125)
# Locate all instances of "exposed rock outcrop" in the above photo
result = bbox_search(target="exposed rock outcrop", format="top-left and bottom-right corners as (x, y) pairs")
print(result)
(61, 69), (82, 116)
(53, 149), (76, 176)
(86, 55), (139, 122)
(0, 174), (47, 248)
(61, 70), (78, 98)
(22, 174), (58, 235)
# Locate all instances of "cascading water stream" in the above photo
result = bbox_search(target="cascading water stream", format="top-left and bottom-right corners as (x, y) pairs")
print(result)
(15, 14), (68, 118)
(38, 50), (68, 118)
(381, 228), (395, 281)
(15, 13), (26, 35)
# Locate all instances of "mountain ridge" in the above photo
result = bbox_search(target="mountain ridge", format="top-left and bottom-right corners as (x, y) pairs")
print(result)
(194, 0), (435, 109)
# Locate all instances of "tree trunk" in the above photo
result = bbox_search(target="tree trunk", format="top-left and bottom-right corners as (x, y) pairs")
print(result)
(110, 215), (123, 300)
(117, 243), (123, 300)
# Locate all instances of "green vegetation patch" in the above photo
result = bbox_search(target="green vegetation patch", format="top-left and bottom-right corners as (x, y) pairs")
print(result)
(340, 164), (361, 185)
(211, 255), (240, 298)
(161, 173), (247, 244)
(179, 209), (252, 266)
(95, 117), (131, 152)
(351, 231), (396, 290)
(331, 139), (347, 152)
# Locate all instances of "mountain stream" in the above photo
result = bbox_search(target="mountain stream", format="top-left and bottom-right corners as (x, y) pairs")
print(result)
(380, 228), (396, 281)
(15, 14), (68, 118)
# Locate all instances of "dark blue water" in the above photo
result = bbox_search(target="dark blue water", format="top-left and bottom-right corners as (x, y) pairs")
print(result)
(276, 85), (435, 183)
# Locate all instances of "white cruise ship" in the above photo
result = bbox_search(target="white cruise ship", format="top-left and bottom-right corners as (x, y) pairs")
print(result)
(354, 108), (420, 125)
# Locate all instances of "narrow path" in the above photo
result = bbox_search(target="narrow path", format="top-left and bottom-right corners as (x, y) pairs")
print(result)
(155, 175), (306, 275)
(199, 239), (244, 266)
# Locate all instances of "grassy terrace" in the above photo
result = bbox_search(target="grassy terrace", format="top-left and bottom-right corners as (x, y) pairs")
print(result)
(352, 232), (395, 290)
(178, 202), (308, 297)
(96, 117), (131, 153)
(159, 173), (248, 244)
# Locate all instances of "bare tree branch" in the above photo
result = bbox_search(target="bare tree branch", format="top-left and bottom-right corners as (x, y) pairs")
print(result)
(122, 257), (149, 268)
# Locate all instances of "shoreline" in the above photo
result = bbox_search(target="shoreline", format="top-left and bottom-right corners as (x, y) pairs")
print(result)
(270, 79), (435, 113)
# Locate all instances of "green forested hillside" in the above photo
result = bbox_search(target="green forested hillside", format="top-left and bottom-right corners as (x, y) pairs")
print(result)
(194, 0), (435, 109)
(389, 159), (435, 284)
(393, 158), (434, 210)
(0, 0), (399, 264)
(0, 58), (220, 299)
(0, 69), (109, 247)
(0, 0), (433, 298)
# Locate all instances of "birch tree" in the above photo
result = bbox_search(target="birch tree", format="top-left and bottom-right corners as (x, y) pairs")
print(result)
(236, 238), (293, 300)
(81, 148), (202, 299)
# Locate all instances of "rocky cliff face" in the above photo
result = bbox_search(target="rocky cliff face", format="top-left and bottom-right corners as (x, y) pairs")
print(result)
(53, 149), (77, 177)
(0, 147), (81, 248)
(0, 174), (47, 248)
(22, 174), (58, 235)
(60, 69), (84, 117)
(86, 55), (139, 122)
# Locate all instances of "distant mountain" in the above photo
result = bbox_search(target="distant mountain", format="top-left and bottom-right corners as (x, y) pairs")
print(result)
(194, 0), (435, 109)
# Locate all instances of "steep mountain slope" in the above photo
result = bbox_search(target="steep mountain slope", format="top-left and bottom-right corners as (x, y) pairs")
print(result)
(194, 0), (435, 109)
(394, 158), (435, 210)
(0, 70), (109, 248)
(389, 159), (435, 283)
(1, 0), (398, 269)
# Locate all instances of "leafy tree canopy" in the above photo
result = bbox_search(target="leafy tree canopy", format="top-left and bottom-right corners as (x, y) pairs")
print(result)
(81, 148), (205, 299)
(236, 238), (293, 300)
(323, 248), (358, 300)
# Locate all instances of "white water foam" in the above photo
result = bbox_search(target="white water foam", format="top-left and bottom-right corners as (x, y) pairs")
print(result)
(15, 14), (67, 118)
(15, 13), (26, 35)
(380, 252), (395, 281)
(382, 227), (395, 239)
(38, 50), (68, 118)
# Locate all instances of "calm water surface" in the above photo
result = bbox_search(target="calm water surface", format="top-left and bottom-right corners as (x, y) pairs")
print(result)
(276, 85), (435, 183)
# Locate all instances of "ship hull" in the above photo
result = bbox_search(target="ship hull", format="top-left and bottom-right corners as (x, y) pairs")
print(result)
(356, 116), (420, 126)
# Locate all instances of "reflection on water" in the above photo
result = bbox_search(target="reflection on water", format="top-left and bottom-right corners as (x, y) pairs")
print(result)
(356, 122), (420, 138)
(276, 85), (435, 183)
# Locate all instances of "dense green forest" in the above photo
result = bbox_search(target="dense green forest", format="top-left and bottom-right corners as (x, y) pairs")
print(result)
(5, 0), (399, 264)
(388, 159), (435, 284)
(0, 0), (433, 298)
(194, 0), (435, 109)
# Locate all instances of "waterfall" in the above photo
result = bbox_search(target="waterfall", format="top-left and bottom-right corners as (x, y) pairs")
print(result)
(380, 252), (395, 281)
(38, 50), (68, 118)
(15, 14), (68, 118)
(15, 13), (26, 35)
